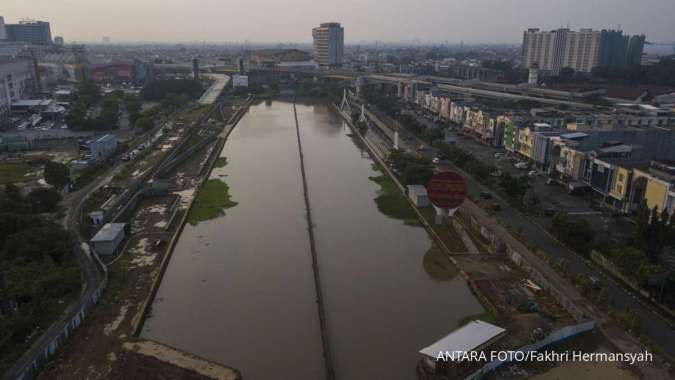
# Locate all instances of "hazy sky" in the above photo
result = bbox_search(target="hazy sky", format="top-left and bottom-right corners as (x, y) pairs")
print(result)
(3, 0), (674, 44)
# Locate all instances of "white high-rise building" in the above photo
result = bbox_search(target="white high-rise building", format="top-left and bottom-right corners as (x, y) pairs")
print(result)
(521, 28), (603, 74)
(312, 22), (344, 68)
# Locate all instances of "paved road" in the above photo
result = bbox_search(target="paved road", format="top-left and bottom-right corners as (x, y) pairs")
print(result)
(362, 103), (675, 357)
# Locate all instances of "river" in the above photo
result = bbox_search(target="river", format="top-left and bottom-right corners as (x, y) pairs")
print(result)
(142, 99), (484, 380)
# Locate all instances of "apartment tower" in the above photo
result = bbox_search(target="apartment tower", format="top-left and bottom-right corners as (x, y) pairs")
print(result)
(312, 22), (344, 68)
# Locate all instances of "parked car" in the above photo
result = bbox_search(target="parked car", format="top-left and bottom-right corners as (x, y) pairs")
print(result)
(432, 157), (440, 164)
(528, 170), (537, 177)
(480, 191), (492, 199)
(491, 202), (501, 211)
(514, 162), (528, 169)
(494, 152), (505, 159)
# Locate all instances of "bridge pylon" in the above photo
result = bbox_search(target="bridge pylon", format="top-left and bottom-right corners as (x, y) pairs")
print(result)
(339, 87), (352, 114)
(359, 104), (367, 123)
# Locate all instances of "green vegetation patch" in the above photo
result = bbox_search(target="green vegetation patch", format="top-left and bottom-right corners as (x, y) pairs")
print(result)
(214, 157), (228, 168)
(0, 162), (34, 184)
(423, 245), (459, 281)
(368, 164), (417, 222)
(187, 179), (238, 225)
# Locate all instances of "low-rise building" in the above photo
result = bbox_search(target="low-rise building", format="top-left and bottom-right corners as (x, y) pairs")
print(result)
(0, 135), (29, 151)
(407, 185), (429, 207)
(89, 134), (117, 161)
(630, 163), (675, 215)
(462, 108), (503, 147)
(232, 74), (249, 88)
(90, 222), (127, 256)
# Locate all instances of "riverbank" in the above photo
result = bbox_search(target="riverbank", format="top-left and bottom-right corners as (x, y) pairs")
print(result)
(34, 97), (254, 380)
(330, 104), (641, 379)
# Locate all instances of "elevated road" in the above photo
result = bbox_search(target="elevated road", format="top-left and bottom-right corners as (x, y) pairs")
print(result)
(199, 74), (231, 105)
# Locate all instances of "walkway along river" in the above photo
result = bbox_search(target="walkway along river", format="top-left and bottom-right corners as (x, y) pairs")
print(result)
(142, 99), (485, 380)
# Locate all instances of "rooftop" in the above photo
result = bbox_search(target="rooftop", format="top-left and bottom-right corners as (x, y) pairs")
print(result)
(407, 184), (428, 196)
(95, 134), (116, 143)
(419, 320), (506, 359)
(11, 99), (54, 107)
(91, 223), (126, 242)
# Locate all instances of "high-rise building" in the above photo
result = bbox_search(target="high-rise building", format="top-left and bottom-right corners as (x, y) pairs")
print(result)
(312, 22), (344, 68)
(521, 28), (645, 74)
(561, 29), (602, 73)
(626, 35), (646, 66)
(5, 20), (52, 45)
(0, 58), (34, 127)
(192, 58), (199, 81)
(0, 17), (7, 41)
(599, 30), (628, 67)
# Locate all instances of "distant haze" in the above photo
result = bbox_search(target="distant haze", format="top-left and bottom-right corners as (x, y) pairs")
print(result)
(4, 0), (674, 43)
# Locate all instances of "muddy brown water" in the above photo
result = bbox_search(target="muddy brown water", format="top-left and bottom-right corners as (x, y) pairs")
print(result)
(142, 100), (484, 380)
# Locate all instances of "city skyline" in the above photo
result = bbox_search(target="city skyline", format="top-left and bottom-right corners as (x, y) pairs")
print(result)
(3, 0), (675, 44)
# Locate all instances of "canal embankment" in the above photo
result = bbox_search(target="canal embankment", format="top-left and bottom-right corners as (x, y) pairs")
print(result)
(335, 102), (675, 380)
(132, 96), (255, 338)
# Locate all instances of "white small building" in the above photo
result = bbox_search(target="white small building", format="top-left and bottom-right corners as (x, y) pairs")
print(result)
(89, 134), (118, 161)
(90, 223), (126, 256)
(419, 320), (506, 372)
(407, 185), (429, 207)
(232, 74), (249, 88)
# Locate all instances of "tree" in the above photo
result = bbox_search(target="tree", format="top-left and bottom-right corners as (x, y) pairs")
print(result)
(77, 81), (101, 107)
(27, 187), (62, 214)
(135, 117), (154, 132)
(4, 183), (22, 203)
(95, 94), (120, 130)
(634, 200), (650, 251)
(424, 127), (444, 144)
(523, 188), (539, 207)
(499, 173), (530, 202)
(1, 222), (71, 263)
(141, 79), (203, 101)
(44, 161), (69, 189)
(124, 95), (142, 123)
(551, 212), (596, 255)
(0, 212), (37, 247)
(559, 67), (576, 82)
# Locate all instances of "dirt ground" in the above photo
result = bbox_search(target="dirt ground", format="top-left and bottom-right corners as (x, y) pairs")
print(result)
(24, 100), (249, 380)
(39, 192), (237, 380)
(457, 254), (576, 348)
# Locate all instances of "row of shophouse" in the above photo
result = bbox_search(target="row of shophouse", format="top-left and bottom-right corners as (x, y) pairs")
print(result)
(401, 85), (675, 216)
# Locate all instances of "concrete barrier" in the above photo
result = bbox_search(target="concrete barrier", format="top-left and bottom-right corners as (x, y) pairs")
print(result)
(293, 102), (335, 380)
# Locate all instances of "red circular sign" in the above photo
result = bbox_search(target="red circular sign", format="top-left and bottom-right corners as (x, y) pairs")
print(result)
(427, 171), (467, 209)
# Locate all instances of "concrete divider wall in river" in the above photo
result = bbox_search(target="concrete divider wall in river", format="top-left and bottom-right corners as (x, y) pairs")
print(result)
(292, 102), (335, 380)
